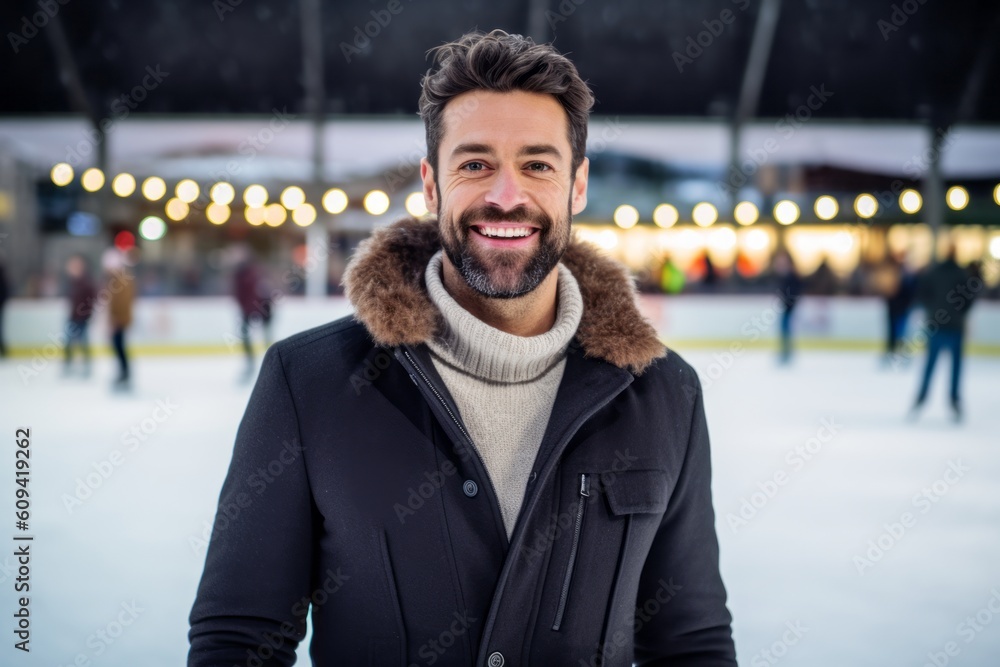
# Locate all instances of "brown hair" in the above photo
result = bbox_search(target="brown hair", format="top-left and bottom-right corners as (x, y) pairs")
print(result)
(418, 29), (594, 177)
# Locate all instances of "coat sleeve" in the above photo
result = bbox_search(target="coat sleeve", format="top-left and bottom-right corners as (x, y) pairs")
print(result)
(633, 373), (737, 666)
(188, 344), (316, 666)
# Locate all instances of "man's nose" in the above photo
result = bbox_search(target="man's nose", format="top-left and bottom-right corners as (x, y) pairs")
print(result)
(483, 165), (530, 211)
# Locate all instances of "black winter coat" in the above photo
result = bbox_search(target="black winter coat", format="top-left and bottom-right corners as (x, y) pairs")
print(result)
(189, 218), (737, 667)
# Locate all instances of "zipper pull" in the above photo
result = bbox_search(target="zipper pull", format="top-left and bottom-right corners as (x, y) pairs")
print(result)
(579, 473), (590, 497)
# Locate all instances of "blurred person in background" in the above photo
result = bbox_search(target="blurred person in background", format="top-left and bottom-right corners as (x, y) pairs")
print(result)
(103, 248), (135, 391)
(0, 258), (8, 358)
(885, 251), (918, 365)
(232, 245), (274, 380)
(62, 254), (97, 377)
(659, 252), (686, 294)
(773, 250), (802, 365)
(911, 246), (978, 421)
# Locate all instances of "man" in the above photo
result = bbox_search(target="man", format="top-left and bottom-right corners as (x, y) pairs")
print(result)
(63, 254), (97, 377)
(103, 247), (135, 391)
(232, 245), (274, 380)
(911, 246), (978, 421)
(189, 30), (736, 666)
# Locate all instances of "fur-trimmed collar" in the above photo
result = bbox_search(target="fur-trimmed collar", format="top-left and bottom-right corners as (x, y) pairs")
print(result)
(342, 217), (666, 375)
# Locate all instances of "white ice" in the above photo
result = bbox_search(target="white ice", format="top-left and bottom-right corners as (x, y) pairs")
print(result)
(0, 345), (998, 666)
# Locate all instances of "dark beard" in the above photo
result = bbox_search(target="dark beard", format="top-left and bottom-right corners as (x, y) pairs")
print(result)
(439, 203), (571, 299)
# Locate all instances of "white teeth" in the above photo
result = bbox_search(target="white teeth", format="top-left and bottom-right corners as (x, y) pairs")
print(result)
(478, 226), (533, 238)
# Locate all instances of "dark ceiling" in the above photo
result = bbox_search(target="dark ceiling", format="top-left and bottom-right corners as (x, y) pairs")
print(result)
(2, 0), (999, 124)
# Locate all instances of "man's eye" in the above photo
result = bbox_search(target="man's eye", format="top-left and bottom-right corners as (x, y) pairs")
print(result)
(527, 162), (552, 172)
(462, 161), (487, 172)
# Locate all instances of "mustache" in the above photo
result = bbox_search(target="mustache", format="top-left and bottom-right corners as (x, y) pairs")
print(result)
(458, 205), (551, 231)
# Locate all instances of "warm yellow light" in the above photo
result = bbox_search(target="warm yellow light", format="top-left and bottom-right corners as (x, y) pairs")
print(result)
(292, 203), (317, 227)
(814, 195), (838, 221)
(745, 228), (769, 250)
(831, 231), (854, 253)
(596, 229), (619, 250)
(51, 163), (73, 186)
(175, 179), (199, 204)
(774, 200), (800, 225)
(653, 203), (679, 228)
(280, 186), (306, 210)
(142, 176), (167, 201)
(264, 203), (287, 226)
(710, 227), (737, 251)
(733, 201), (759, 226)
(405, 192), (428, 217)
(613, 204), (640, 229)
(854, 194), (878, 219)
(112, 173), (136, 197)
(245, 206), (265, 226)
(210, 182), (236, 205)
(164, 198), (189, 221)
(363, 190), (390, 215)
(946, 186), (969, 211)
(899, 189), (922, 214)
(206, 203), (230, 225)
(322, 188), (348, 214)
(994, 184), (1000, 206)
(692, 202), (718, 227)
(243, 184), (268, 208)
(81, 168), (104, 192)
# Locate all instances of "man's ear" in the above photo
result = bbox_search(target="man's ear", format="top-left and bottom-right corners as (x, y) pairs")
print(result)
(570, 156), (589, 215)
(420, 158), (438, 215)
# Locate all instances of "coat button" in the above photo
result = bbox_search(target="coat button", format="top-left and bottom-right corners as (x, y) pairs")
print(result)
(487, 652), (504, 667)
(463, 480), (478, 497)
(528, 471), (537, 483)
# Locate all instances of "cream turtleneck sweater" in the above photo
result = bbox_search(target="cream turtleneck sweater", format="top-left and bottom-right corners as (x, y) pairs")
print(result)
(424, 250), (584, 538)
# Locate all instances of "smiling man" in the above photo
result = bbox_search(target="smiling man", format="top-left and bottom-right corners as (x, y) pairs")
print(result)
(189, 30), (736, 666)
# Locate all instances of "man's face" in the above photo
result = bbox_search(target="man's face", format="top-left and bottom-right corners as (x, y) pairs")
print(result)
(421, 89), (589, 298)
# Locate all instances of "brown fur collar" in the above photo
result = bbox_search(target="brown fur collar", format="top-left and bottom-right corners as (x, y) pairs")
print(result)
(343, 217), (666, 375)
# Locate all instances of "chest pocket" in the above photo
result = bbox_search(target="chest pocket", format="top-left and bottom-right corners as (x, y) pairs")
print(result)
(546, 468), (671, 637)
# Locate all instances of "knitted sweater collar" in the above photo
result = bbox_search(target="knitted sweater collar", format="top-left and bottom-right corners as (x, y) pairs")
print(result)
(343, 216), (666, 375)
(423, 250), (583, 383)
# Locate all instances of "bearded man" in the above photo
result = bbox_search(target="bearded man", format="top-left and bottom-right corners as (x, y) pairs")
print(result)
(189, 29), (737, 667)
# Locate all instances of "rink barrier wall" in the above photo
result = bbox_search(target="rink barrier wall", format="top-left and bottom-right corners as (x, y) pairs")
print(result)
(3, 295), (999, 356)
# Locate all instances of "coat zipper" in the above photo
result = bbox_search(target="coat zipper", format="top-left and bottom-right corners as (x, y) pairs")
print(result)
(552, 473), (589, 631)
(401, 348), (505, 539)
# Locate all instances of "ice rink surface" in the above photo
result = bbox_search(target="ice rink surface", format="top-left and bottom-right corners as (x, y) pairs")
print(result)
(1, 345), (998, 666)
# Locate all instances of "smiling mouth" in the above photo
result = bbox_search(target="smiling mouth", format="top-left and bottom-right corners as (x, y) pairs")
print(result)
(472, 225), (539, 239)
